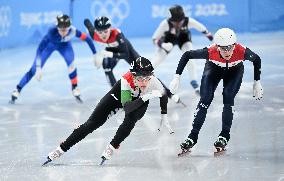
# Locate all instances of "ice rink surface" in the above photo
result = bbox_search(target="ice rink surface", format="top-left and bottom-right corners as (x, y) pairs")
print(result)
(0, 31), (284, 181)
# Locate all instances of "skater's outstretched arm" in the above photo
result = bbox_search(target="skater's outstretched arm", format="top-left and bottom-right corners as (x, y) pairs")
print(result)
(84, 18), (95, 38)
(244, 48), (263, 99)
(75, 29), (97, 54)
(244, 48), (261, 81)
(175, 48), (209, 75)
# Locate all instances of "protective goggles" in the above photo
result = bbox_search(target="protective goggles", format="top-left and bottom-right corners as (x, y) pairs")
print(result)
(135, 75), (152, 82)
(57, 27), (70, 32)
(218, 44), (234, 51)
(96, 29), (110, 35)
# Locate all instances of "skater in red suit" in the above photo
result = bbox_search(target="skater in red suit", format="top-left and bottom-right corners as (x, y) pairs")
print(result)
(169, 28), (263, 155)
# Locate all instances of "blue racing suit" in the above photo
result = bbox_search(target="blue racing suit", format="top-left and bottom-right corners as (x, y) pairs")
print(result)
(16, 25), (96, 92)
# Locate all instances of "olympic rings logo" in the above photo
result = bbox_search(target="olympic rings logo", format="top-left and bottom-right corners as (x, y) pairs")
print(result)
(0, 6), (11, 37)
(90, 0), (129, 27)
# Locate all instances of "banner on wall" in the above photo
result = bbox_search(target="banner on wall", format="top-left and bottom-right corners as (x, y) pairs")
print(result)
(0, 0), (283, 49)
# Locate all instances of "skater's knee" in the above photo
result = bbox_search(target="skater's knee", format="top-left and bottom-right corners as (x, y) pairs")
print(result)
(223, 96), (235, 105)
(199, 90), (214, 103)
(223, 103), (233, 110)
(28, 67), (36, 77)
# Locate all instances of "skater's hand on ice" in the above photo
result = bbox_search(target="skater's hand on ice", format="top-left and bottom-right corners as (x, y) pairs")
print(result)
(141, 90), (162, 102)
(253, 80), (263, 100)
(158, 114), (174, 134)
(161, 42), (173, 52)
(93, 53), (103, 69)
(169, 74), (181, 94)
(35, 67), (42, 81)
(100, 50), (113, 58)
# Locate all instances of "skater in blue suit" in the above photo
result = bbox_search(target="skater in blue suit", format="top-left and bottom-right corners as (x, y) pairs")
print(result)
(9, 14), (97, 104)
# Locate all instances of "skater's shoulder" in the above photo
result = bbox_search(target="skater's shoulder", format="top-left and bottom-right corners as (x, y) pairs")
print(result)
(122, 71), (135, 89)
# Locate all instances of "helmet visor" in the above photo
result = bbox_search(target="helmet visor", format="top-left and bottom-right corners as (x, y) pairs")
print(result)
(135, 75), (152, 82)
(218, 44), (234, 52)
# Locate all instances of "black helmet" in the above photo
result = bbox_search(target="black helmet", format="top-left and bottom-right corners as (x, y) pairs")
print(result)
(94, 16), (111, 31)
(130, 57), (154, 76)
(56, 14), (71, 28)
(169, 5), (185, 22)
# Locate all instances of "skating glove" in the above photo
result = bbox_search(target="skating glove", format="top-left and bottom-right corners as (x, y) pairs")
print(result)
(100, 50), (114, 58)
(206, 33), (213, 41)
(169, 74), (181, 94)
(35, 66), (42, 81)
(203, 30), (213, 41)
(158, 114), (174, 134)
(253, 80), (263, 100)
(161, 42), (173, 52)
(93, 53), (103, 69)
(141, 90), (162, 102)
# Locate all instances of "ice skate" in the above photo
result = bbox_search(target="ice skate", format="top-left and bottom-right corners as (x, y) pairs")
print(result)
(214, 136), (228, 156)
(42, 146), (65, 166)
(178, 138), (195, 157)
(100, 144), (115, 165)
(9, 90), (20, 104)
(72, 87), (83, 103)
(171, 94), (187, 107)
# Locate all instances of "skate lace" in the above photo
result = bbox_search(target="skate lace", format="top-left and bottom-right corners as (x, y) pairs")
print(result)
(12, 90), (20, 97)
(49, 149), (63, 160)
(216, 136), (228, 146)
(72, 88), (80, 96)
(181, 138), (194, 149)
(102, 146), (114, 159)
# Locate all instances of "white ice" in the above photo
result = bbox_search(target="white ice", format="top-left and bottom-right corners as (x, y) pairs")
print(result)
(0, 31), (284, 181)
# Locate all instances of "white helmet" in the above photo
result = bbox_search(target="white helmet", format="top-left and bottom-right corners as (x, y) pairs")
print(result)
(214, 28), (237, 46)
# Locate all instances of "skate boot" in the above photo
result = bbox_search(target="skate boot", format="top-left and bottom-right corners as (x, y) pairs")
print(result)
(9, 90), (20, 104)
(100, 144), (115, 165)
(178, 137), (195, 157)
(42, 146), (65, 166)
(171, 94), (187, 107)
(72, 87), (83, 103)
(214, 136), (228, 156)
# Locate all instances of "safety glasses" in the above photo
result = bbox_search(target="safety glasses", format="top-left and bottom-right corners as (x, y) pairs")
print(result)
(96, 29), (110, 35)
(135, 75), (152, 82)
(57, 27), (70, 33)
(218, 44), (234, 52)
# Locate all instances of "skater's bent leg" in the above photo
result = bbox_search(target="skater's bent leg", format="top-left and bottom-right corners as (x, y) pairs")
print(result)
(221, 65), (243, 141)
(104, 70), (116, 87)
(61, 82), (122, 151)
(103, 58), (118, 87)
(110, 102), (148, 148)
(189, 67), (220, 142)
(17, 64), (37, 92)
(220, 104), (233, 141)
